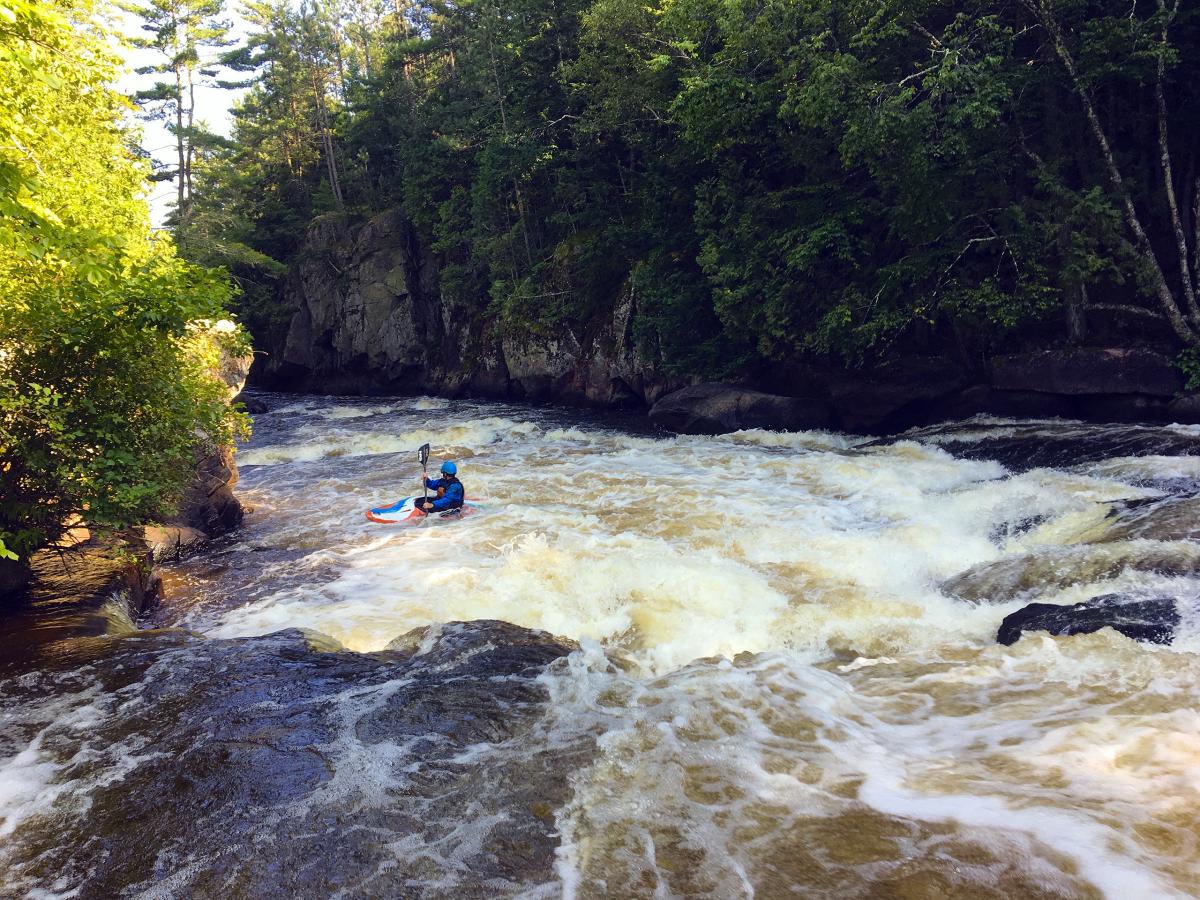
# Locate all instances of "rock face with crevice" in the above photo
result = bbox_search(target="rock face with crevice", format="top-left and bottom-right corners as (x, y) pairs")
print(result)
(167, 323), (254, 543)
(259, 209), (681, 408)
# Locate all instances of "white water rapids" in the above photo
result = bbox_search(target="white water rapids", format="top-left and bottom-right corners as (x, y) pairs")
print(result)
(6, 394), (1200, 897)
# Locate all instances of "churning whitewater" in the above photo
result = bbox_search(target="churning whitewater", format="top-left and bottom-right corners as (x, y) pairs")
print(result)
(4, 394), (1200, 898)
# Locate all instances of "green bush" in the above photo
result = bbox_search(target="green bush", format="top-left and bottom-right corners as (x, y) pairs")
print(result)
(0, 0), (247, 561)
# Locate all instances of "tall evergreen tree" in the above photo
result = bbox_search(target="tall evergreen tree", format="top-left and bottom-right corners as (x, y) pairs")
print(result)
(124, 0), (235, 235)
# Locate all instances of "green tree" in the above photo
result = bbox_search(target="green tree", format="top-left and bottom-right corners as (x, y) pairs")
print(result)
(187, 0), (1200, 379)
(123, 0), (235, 234)
(0, 0), (246, 565)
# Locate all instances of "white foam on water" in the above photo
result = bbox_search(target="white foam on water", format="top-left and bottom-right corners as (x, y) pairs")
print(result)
(318, 404), (399, 420)
(548, 634), (1199, 897)
(237, 416), (542, 466)
(56, 397), (1200, 896)
(0, 684), (109, 843)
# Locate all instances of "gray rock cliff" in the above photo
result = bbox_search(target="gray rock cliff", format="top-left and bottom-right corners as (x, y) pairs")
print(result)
(257, 209), (1200, 434)
(259, 209), (682, 407)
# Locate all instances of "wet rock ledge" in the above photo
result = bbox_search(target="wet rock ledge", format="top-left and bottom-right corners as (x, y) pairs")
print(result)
(0, 620), (594, 898)
(648, 349), (1200, 435)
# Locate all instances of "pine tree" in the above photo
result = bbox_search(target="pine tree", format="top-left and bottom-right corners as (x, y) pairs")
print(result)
(123, 0), (235, 237)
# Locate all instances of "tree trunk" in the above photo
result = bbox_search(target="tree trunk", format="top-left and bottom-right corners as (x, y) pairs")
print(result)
(1193, 177), (1200, 288)
(1066, 283), (1087, 344)
(1023, 0), (1198, 345)
(174, 51), (185, 216)
(181, 58), (197, 235)
(311, 66), (345, 209)
(1153, 0), (1198, 323)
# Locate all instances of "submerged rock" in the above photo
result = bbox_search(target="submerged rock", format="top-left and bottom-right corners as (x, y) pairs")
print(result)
(1093, 495), (1200, 543)
(649, 382), (831, 434)
(997, 594), (1180, 646)
(942, 543), (1200, 604)
(903, 421), (1200, 472)
(0, 620), (593, 898)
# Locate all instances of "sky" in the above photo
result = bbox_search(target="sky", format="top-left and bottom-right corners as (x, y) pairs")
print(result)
(114, 5), (249, 228)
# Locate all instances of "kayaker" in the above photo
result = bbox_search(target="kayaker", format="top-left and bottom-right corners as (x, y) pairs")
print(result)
(416, 461), (465, 513)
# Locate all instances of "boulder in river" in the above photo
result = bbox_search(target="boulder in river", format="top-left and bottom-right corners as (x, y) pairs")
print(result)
(1168, 392), (1200, 424)
(991, 347), (1183, 397)
(997, 593), (1180, 646)
(900, 420), (1200, 472)
(232, 390), (269, 414)
(649, 382), (832, 434)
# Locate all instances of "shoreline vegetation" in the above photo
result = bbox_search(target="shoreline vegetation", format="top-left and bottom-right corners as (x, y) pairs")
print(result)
(177, 0), (1200, 392)
(0, 0), (248, 591)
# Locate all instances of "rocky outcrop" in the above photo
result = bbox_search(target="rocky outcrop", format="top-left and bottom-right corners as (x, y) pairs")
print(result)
(141, 525), (208, 560)
(257, 208), (1200, 434)
(991, 347), (1183, 396)
(821, 358), (972, 432)
(232, 390), (268, 413)
(997, 594), (1179, 646)
(649, 383), (831, 434)
(259, 209), (680, 407)
(164, 322), (254, 545)
(272, 211), (441, 389)
(171, 444), (243, 538)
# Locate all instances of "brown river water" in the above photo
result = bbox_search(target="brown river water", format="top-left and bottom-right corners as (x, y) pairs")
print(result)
(3, 394), (1200, 898)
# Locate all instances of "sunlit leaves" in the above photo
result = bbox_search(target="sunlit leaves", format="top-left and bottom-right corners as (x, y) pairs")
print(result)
(0, 0), (243, 561)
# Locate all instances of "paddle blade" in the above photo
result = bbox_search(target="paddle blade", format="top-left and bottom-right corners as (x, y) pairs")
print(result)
(418, 443), (430, 467)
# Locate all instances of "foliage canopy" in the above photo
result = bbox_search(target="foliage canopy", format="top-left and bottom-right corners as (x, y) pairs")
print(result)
(0, 0), (245, 563)
(188, 0), (1200, 376)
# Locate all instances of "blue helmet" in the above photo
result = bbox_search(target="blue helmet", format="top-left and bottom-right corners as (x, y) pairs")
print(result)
(440, 461), (457, 476)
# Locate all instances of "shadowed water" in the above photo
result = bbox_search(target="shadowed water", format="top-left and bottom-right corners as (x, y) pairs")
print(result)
(4, 395), (1200, 898)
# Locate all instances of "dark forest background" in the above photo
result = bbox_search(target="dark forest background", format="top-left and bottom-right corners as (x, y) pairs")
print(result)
(157, 0), (1200, 381)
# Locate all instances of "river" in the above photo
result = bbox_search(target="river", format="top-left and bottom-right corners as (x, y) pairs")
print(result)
(3, 394), (1200, 898)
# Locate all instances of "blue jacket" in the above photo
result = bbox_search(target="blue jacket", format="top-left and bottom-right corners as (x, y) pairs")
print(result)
(422, 476), (465, 511)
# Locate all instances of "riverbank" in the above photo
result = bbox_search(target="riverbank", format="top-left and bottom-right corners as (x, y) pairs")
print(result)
(0, 323), (252, 647)
(249, 209), (1200, 435)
